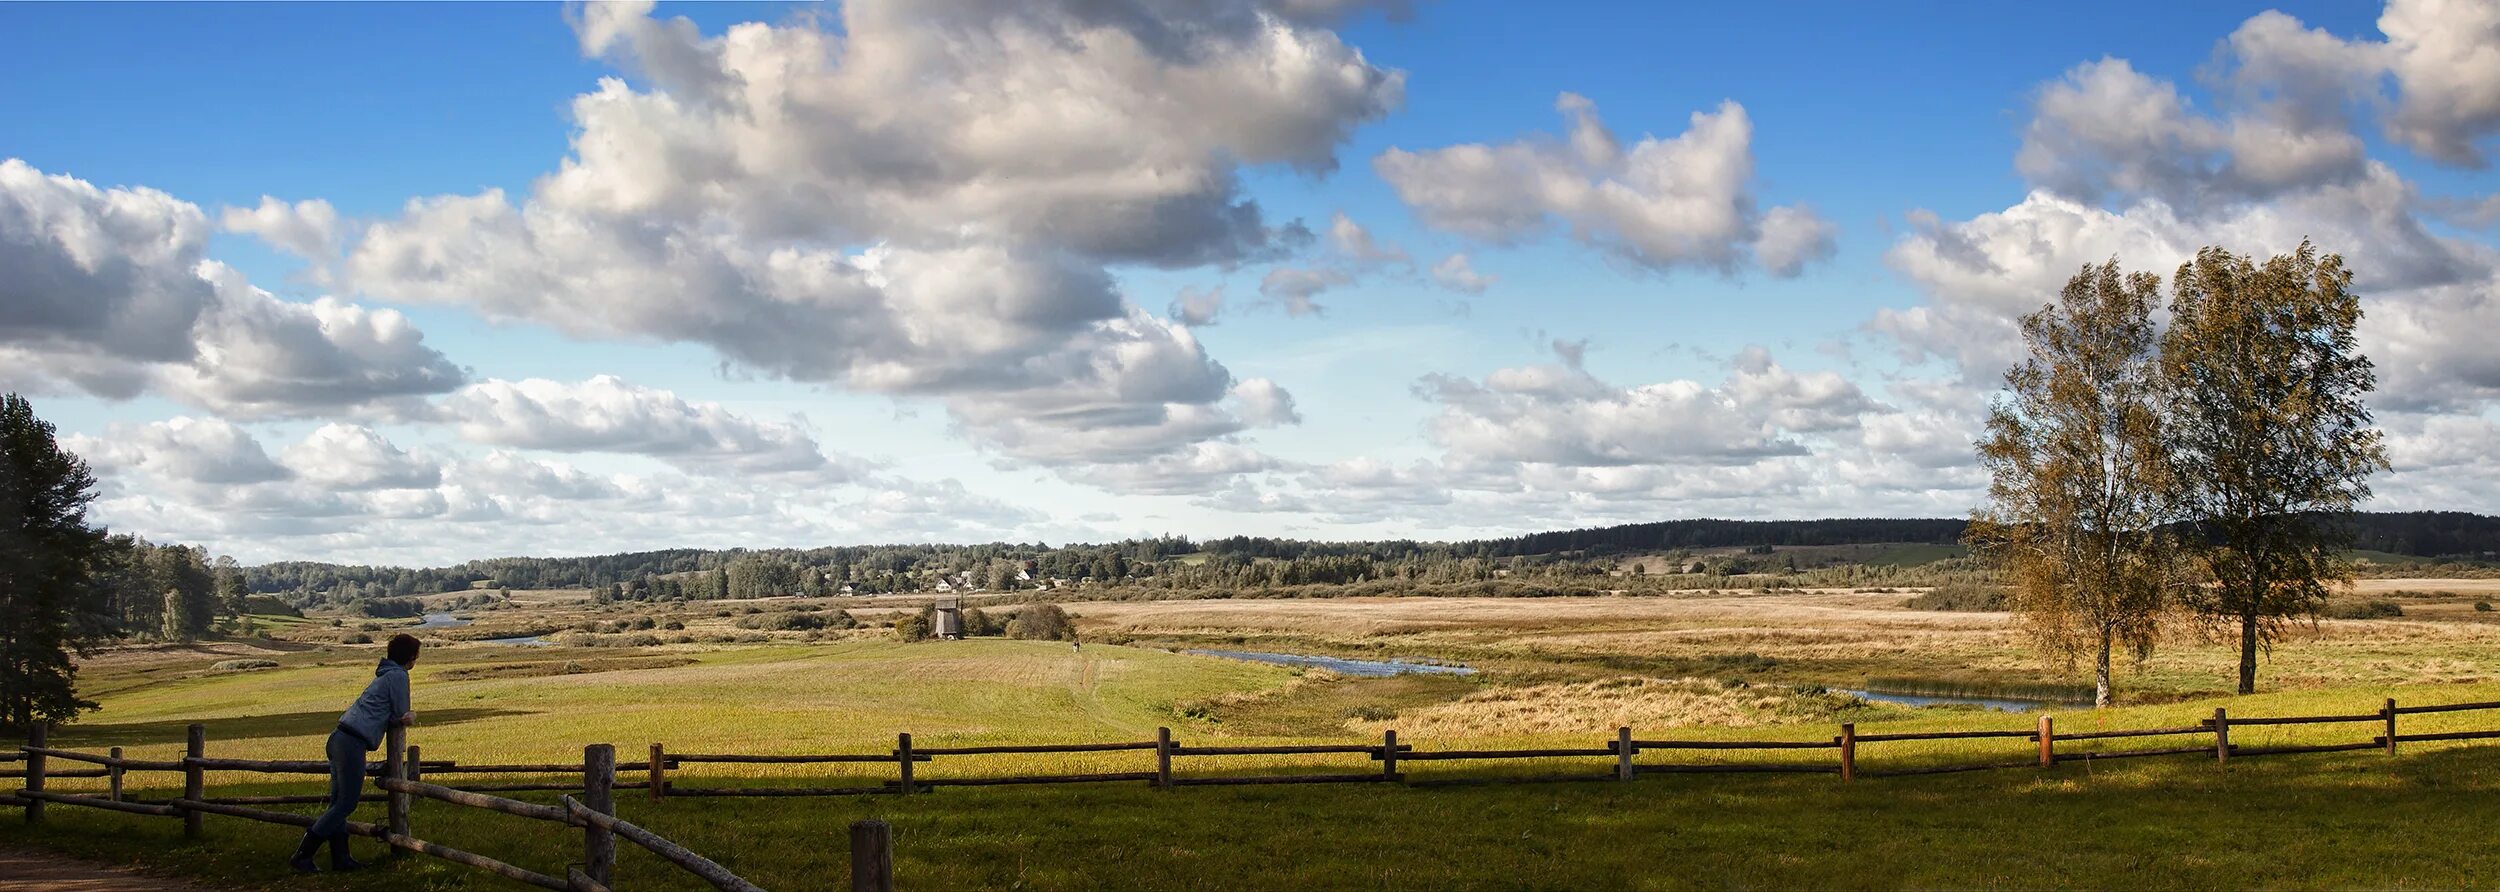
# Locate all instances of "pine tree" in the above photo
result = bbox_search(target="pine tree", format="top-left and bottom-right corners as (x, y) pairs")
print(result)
(0, 394), (116, 732)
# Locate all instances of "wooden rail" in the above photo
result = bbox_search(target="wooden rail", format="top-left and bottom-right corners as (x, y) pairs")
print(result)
(21, 696), (2500, 889)
(13, 725), (766, 892)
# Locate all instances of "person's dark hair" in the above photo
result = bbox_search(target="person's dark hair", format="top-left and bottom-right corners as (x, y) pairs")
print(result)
(387, 634), (422, 666)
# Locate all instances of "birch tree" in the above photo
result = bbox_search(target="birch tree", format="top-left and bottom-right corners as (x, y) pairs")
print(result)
(2161, 242), (2386, 695)
(1969, 262), (2180, 707)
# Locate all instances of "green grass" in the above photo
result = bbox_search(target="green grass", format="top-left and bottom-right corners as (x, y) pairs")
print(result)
(14, 630), (2500, 889)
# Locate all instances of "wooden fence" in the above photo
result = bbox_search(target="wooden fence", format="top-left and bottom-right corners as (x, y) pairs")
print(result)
(16, 696), (2500, 889)
(9, 723), (780, 892)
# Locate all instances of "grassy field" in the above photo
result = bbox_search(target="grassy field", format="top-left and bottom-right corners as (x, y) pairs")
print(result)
(14, 581), (2500, 889)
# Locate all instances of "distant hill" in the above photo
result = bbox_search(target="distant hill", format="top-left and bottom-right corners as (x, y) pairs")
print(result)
(1467, 511), (2500, 561)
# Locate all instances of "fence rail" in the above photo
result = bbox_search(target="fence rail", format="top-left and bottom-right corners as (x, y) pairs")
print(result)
(19, 696), (2500, 890)
(12, 723), (774, 892)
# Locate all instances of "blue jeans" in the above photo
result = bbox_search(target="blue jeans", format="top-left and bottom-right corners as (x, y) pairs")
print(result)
(310, 728), (368, 837)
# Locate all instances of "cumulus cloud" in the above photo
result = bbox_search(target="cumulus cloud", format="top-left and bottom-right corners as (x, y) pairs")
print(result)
(542, 0), (1398, 264)
(69, 417), (290, 485)
(1258, 266), (1352, 316)
(437, 375), (848, 476)
(282, 423), (442, 490)
(1373, 93), (1833, 276)
(333, 0), (1376, 474)
(2379, 0), (2500, 166)
(1428, 253), (1492, 293)
(1415, 344), (1877, 468)
(0, 159), (464, 415)
(1169, 286), (1226, 326)
(1327, 211), (1409, 266)
(220, 196), (343, 259)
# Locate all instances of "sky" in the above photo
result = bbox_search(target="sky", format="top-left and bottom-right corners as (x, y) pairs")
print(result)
(3, 0), (2497, 565)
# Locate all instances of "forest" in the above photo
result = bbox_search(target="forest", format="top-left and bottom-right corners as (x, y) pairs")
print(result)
(229, 512), (2500, 610)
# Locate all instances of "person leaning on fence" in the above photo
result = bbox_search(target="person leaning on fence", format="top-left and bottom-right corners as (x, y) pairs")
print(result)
(290, 633), (420, 873)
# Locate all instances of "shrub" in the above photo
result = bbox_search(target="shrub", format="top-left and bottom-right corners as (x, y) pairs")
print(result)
(342, 633), (372, 644)
(1010, 603), (1076, 641)
(895, 613), (931, 641)
(1905, 583), (2008, 612)
(663, 620), (686, 630)
(620, 633), (663, 647)
(2477, 601), (2494, 613)
(211, 659), (279, 671)
(2321, 599), (2404, 620)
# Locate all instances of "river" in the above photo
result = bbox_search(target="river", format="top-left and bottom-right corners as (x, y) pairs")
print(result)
(1184, 649), (1477, 678)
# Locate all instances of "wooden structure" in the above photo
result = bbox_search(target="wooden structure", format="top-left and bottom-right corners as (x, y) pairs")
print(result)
(932, 598), (963, 639)
(17, 696), (2500, 889)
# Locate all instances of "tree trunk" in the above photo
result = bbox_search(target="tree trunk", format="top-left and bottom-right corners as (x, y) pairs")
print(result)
(2095, 626), (2114, 708)
(2237, 611), (2258, 695)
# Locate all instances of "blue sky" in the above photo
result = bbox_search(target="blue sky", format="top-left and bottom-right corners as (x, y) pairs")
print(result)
(4, 1), (2496, 564)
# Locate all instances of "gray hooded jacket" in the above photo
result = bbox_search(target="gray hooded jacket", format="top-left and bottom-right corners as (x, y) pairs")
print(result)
(335, 658), (410, 751)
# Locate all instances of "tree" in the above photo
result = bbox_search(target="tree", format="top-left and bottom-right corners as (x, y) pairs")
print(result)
(1009, 603), (1076, 642)
(2161, 242), (2387, 694)
(0, 394), (116, 732)
(1967, 262), (2180, 707)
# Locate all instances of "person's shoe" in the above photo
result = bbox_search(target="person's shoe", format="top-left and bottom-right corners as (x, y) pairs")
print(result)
(328, 833), (368, 872)
(289, 832), (323, 872)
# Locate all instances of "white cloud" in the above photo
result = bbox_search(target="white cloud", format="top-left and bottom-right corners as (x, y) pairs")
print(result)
(1327, 211), (1408, 265)
(0, 159), (463, 415)
(2380, 0), (2500, 166)
(437, 376), (847, 476)
(1415, 344), (1877, 468)
(219, 196), (343, 259)
(1753, 206), (1839, 277)
(1374, 93), (1832, 276)
(282, 424), (441, 490)
(335, 1), (1381, 474)
(1257, 266), (1351, 316)
(1169, 285), (1226, 326)
(1428, 253), (1492, 293)
(69, 417), (289, 485)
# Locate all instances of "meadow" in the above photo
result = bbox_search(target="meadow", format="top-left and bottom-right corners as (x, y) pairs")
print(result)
(12, 579), (2500, 889)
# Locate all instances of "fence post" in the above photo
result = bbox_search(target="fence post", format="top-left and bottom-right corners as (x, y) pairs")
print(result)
(650, 743), (667, 802)
(384, 724), (408, 841)
(107, 746), (123, 802)
(584, 743), (616, 886)
(2383, 698), (2399, 756)
(895, 733), (914, 795)
(22, 723), (43, 825)
(1838, 723), (1856, 782)
(850, 818), (894, 892)
(1615, 727), (1633, 782)
(1155, 727), (1173, 790)
(1386, 729), (1403, 783)
(184, 723), (205, 839)
(2036, 715), (2054, 769)
(2211, 708), (2229, 766)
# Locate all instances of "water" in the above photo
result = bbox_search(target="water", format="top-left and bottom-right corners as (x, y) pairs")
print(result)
(480, 635), (550, 647)
(411, 612), (471, 629)
(1185, 649), (1476, 678)
(1839, 689), (2089, 712)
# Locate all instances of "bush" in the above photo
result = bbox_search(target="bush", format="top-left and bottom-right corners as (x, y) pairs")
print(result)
(1010, 603), (1076, 641)
(2477, 601), (2494, 613)
(663, 620), (686, 630)
(211, 659), (279, 671)
(1904, 583), (2008, 612)
(2322, 599), (2404, 619)
(895, 613), (931, 641)
(620, 633), (663, 647)
(342, 633), (372, 644)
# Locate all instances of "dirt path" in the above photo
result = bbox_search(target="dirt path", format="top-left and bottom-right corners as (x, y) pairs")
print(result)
(0, 845), (226, 891)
